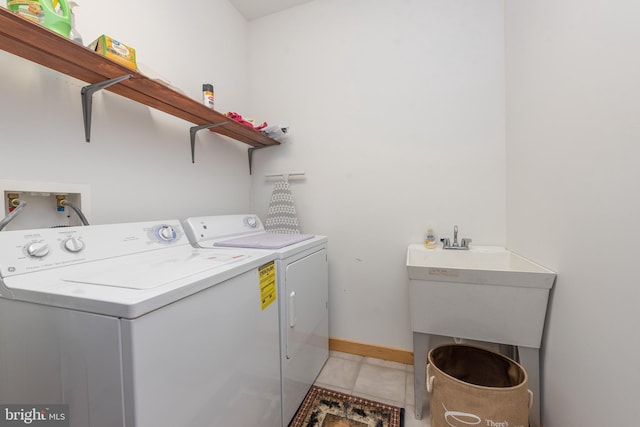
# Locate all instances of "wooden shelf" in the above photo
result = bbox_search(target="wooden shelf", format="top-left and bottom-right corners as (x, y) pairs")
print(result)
(0, 7), (280, 150)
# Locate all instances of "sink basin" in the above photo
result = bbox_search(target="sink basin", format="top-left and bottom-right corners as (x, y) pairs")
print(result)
(406, 243), (557, 347)
(406, 244), (555, 289)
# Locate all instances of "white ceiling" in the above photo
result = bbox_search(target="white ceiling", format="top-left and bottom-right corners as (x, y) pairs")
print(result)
(229, 0), (315, 21)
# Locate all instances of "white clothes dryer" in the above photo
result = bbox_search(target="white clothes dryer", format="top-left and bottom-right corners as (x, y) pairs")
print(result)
(183, 215), (329, 427)
(0, 220), (281, 427)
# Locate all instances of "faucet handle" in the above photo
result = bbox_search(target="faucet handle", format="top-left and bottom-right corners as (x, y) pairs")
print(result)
(461, 238), (472, 248)
(440, 238), (450, 248)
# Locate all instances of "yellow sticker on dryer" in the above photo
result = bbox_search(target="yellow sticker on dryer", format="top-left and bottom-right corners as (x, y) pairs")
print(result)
(259, 261), (276, 311)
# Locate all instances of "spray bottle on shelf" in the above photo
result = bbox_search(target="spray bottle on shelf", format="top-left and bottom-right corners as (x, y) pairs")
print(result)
(68, 1), (82, 44)
(202, 84), (214, 109)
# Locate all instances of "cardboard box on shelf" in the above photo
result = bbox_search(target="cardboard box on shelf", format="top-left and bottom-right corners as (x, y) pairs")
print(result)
(89, 35), (136, 70)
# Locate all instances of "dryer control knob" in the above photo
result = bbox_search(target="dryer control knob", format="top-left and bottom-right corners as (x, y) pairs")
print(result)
(244, 216), (258, 228)
(156, 225), (177, 242)
(64, 237), (85, 253)
(26, 242), (49, 258)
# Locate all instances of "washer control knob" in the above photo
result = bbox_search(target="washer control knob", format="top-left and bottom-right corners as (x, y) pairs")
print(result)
(64, 237), (85, 253)
(26, 242), (49, 258)
(156, 225), (177, 242)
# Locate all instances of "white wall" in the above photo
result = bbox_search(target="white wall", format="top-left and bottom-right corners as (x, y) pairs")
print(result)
(505, 1), (640, 425)
(1, 0), (252, 227)
(247, 0), (506, 349)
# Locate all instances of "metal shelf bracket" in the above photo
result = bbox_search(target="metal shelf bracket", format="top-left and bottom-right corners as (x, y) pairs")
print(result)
(248, 146), (271, 175)
(189, 122), (229, 163)
(81, 74), (133, 142)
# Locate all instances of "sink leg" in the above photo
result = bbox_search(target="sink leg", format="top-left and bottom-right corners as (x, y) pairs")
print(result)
(518, 346), (541, 427)
(413, 332), (430, 420)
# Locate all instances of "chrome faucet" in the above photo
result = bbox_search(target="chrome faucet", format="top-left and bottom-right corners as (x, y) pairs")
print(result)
(441, 225), (472, 250)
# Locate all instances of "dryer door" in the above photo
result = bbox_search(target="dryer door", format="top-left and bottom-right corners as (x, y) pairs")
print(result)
(282, 247), (329, 425)
(284, 248), (328, 361)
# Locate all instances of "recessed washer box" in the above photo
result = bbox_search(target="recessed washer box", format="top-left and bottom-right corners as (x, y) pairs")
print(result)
(0, 179), (91, 230)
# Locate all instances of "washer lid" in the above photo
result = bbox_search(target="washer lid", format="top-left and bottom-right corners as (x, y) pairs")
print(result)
(0, 246), (274, 319)
(214, 233), (314, 249)
(61, 250), (249, 289)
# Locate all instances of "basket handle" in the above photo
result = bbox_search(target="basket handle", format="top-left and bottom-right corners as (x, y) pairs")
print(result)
(426, 365), (532, 407)
(426, 363), (435, 393)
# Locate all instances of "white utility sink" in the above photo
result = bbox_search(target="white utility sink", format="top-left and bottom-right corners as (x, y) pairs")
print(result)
(406, 244), (556, 288)
(407, 243), (556, 427)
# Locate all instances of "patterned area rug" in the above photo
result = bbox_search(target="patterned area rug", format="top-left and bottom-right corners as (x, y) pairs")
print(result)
(289, 386), (404, 427)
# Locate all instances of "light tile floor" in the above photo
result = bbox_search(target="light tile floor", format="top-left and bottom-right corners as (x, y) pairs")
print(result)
(314, 351), (431, 427)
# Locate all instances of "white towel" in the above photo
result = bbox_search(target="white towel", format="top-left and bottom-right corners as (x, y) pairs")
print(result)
(264, 179), (301, 234)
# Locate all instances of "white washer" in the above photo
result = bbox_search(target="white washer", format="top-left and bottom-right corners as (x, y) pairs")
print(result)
(183, 215), (329, 427)
(0, 220), (281, 427)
